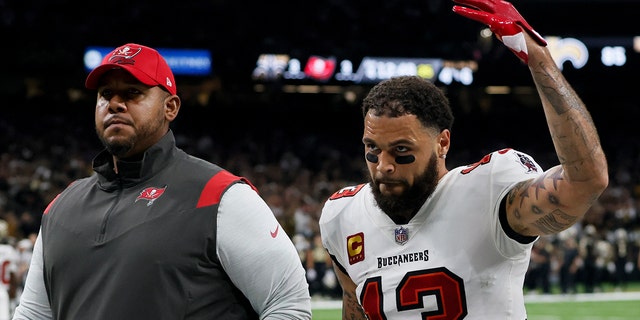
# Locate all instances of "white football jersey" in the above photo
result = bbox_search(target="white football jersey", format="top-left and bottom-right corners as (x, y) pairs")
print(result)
(0, 243), (18, 320)
(320, 148), (543, 319)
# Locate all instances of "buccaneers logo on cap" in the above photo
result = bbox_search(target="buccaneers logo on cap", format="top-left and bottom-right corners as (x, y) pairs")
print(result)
(109, 45), (142, 65)
(136, 185), (167, 206)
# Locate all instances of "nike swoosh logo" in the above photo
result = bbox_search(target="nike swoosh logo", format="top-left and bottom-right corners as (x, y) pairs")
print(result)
(270, 225), (279, 238)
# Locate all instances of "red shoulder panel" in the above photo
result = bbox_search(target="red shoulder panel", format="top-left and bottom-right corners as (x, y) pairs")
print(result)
(44, 180), (77, 215)
(43, 193), (61, 215)
(196, 171), (257, 208)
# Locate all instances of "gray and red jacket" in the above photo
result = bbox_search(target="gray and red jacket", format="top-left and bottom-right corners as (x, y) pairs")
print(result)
(40, 131), (259, 319)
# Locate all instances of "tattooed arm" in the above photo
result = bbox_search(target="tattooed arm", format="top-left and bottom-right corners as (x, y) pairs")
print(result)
(506, 33), (609, 237)
(332, 264), (368, 320)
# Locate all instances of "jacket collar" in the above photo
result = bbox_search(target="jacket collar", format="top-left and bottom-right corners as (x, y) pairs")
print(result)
(93, 130), (176, 190)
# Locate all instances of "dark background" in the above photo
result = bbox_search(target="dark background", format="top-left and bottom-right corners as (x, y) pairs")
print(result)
(2, 0), (639, 171)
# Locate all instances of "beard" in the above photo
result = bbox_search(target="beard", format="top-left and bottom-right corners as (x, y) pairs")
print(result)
(369, 152), (439, 224)
(98, 134), (135, 158)
(97, 110), (165, 159)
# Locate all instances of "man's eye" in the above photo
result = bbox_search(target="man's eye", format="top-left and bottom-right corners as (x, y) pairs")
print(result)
(396, 146), (409, 153)
(100, 90), (113, 99)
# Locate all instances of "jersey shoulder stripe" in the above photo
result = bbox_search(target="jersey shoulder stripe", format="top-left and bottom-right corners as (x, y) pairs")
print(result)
(196, 170), (256, 208)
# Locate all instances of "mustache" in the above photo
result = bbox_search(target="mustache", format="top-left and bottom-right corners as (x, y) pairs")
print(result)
(104, 116), (132, 127)
(374, 178), (408, 186)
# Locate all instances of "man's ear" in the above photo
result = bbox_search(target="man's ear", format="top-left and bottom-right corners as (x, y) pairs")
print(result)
(165, 95), (181, 121)
(437, 129), (451, 156)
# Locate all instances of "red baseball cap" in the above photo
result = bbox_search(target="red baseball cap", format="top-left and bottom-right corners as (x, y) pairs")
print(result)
(85, 43), (177, 95)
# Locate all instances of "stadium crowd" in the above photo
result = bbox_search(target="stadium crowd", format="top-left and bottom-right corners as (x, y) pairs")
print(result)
(1, 88), (639, 311)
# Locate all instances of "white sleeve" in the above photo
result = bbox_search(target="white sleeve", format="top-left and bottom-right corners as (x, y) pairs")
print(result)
(217, 183), (312, 320)
(12, 230), (52, 320)
(489, 149), (542, 255)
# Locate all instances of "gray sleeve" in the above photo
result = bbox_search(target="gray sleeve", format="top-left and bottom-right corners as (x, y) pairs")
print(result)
(217, 184), (312, 320)
(12, 230), (53, 320)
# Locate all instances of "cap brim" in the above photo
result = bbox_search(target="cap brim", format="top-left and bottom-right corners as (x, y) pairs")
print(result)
(85, 64), (160, 90)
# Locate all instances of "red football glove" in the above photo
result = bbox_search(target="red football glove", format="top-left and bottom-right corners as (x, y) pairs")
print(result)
(452, 0), (546, 63)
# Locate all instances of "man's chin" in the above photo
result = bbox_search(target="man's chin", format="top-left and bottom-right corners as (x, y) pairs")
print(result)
(105, 137), (129, 148)
(101, 138), (133, 157)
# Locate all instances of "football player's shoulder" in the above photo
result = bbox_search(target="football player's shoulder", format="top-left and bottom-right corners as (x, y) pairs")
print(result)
(325, 183), (368, 204)
(319, 183), (368, 223)
(456, 148), (541, 175)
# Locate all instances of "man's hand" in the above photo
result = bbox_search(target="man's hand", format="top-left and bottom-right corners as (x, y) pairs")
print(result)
(452, 0), (546, 63)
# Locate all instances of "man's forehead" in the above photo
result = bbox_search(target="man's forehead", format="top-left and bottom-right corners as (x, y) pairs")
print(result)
(363, 113), (433, 144)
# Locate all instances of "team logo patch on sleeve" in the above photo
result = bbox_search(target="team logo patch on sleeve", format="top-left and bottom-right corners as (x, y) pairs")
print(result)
(136, 185), (167, 206)
(347, 232), (365, 265)
(515, 152), (538, 173)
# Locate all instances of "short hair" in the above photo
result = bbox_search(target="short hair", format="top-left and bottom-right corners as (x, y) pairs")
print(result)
(362, 75), (454, 133)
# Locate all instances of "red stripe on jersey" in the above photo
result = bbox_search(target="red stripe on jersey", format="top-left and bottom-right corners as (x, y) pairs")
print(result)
(196, 171), (257, 208)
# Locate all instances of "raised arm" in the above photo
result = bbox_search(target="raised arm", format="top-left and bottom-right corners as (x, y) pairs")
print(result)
(510, 35), (608, 236)
(452, 0), (608, 236)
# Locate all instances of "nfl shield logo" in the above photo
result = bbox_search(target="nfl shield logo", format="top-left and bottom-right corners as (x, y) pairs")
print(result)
(394, 226), (409, 245)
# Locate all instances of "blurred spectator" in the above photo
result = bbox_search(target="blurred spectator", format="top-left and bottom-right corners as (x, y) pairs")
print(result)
(0, 219), (19, 320)
(610, 228), (633, 291)
(526, 236), (552, 294)
(305, 234), (339, 299)
(579, 224), (614, 293)
(557, 229), (582, 294)
(13, 237), (34, 313)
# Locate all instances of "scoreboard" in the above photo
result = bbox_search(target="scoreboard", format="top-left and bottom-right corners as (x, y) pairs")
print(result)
(251, 35), (639, 89)
(252, 54), (472, 86)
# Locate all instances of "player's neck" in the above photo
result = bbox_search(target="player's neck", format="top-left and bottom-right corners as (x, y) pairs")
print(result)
(388, 210), (417, 225)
